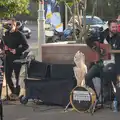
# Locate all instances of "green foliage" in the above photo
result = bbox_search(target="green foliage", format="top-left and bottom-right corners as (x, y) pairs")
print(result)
(56, 0), (73, 9)
(108, 0), (120, 16)
(86, 0), (120, 19)
(31, 0), (39, 2)
(56, 0), (81, 4)
(0, 0), (29, 18)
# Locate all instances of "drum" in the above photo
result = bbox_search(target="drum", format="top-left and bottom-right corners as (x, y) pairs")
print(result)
(70, 86), (96, 112)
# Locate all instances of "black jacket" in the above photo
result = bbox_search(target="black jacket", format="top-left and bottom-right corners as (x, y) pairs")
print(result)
(2, 30), (29, 58)
(86, 28), (120, 50)
(100, 29), (120, 50)
(86, 28), (120, 65)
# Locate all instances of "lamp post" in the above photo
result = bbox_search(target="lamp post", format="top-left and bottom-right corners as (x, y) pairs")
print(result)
(37, 0), (45, 62)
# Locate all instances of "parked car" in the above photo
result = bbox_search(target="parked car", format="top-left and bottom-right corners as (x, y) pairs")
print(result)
(83, 16), (105, 32)
(69, 15), (105, 32)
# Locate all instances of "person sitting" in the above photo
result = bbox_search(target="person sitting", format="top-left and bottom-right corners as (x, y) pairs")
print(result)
(85, 19), (120, 102)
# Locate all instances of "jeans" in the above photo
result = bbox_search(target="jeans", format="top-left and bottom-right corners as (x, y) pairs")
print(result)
(85, 63), (116, 97)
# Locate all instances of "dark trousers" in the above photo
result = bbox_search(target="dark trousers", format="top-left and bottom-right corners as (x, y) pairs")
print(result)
(85, 64), (101, 93)
(4, 55), (21, 95)
(85, 63), (116, 97)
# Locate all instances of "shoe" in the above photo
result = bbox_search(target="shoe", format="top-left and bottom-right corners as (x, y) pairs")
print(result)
(9, 93), (19, 101)
(2, 95), (11, 101)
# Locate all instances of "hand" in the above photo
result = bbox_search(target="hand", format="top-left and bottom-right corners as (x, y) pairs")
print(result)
(10, 49), (16, 54)
(100, 48), (105, 55)
(4, 45), (8, 50)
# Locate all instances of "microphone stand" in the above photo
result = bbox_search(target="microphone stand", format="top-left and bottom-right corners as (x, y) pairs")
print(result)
(88, 41), (104, 115)
(90, 33), (111, 115)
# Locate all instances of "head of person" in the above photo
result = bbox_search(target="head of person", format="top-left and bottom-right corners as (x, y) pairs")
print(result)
(4, 18), (17, 32)
(108, 19), (118, 35)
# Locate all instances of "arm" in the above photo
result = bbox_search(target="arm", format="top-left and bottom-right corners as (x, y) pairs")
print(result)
(85, 34), (99, 50)
(115, 35), (120, 50)
(15, 32), (29, 55)
(85, 32), (105, 55)
(85, 30), (104, 48)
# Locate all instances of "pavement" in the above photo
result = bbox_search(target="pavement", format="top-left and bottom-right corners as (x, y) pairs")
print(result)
(1, 67), (120, 120)
(3, 103), (120, 120)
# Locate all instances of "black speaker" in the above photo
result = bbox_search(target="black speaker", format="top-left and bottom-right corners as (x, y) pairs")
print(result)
(25, 63), (76, 106)
(28, 60), (49, 79)
(24, 78), (75, 106)
(50, 64), (75, 80)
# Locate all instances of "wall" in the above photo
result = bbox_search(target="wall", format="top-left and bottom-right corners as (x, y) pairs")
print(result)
(41, 44), (110, 65)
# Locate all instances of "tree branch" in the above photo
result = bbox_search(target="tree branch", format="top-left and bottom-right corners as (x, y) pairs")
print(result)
(64, 1), (73, 16)
(76, 0), (97, 43)
(76, 0), (82, 28)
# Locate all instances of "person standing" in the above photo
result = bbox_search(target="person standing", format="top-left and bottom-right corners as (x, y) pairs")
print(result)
(2, 18), (29, 99)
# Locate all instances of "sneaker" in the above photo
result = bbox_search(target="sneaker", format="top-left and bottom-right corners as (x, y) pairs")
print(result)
(9, 93), (19, 101)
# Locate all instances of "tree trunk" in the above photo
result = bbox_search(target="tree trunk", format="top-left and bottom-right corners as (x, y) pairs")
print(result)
(72, 0), (77, 40)
(76, 0), (97, 43)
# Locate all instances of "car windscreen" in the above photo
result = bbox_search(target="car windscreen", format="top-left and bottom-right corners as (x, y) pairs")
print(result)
(82, 17), (103, 25)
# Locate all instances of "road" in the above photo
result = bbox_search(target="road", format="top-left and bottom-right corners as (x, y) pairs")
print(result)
(3, 103), (120, 120)
(26, 24), (38, 44)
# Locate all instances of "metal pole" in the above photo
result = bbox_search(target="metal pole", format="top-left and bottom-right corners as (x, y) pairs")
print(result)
(65, 5), (68, 29)
(72, 0), (75, 40)
(37, 0), (45, 62)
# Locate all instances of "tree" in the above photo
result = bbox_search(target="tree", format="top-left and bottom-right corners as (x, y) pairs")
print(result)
(107, 0), (120, 17)
(87, 0), (120, 20)
(57, 0), (97, 43)
(0, 0), (29, 18)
